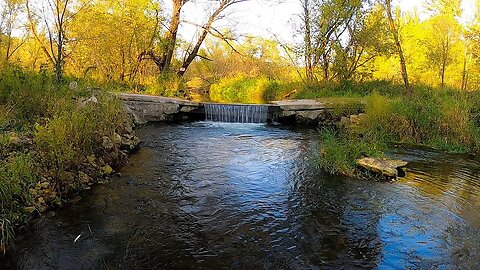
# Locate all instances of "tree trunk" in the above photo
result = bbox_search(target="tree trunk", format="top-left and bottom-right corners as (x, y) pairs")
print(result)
(322, 53), (329, 81)
(386, 0), (411, 94)
(440, 36), (449, 89)
(461, 49), (468, 91)
(158, 0), (184, 73)
(177, 0), (230, 76)
(303, 0), (314, 81)
(55, 27), (63, 83)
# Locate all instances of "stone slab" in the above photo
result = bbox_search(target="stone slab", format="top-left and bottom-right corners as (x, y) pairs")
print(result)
(271, 99), (328, 111)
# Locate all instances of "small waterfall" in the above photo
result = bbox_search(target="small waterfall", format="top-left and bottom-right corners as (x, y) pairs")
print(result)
(204, 104), (269, 123)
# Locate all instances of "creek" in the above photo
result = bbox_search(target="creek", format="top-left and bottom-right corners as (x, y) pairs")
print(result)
(1, 122), (479, 269)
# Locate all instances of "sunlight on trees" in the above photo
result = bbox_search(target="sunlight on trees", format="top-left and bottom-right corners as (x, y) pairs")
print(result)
(0, 0), (479, 94)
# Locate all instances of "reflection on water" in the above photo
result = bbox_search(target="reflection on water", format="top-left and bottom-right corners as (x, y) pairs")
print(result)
(2, 122), (480, 269)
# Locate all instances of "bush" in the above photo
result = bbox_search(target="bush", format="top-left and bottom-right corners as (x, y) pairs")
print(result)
(34, 93), (125, 191)
(318, 88), (480, 176)
(0, 67), (57, 127)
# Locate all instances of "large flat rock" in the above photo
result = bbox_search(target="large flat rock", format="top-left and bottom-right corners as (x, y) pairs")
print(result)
(119, 93), (201, 106)
(271, 99), (328, 111)
(356, 157), (408, 178)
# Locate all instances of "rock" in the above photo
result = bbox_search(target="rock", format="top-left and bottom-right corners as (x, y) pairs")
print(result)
(59, 171), (75, 183)
(124, 105), (145, 126)
(102, 136), (114, 150)
(87, 155), (96, 164)
(23, 206), (36, 213)
(112, 133), (122, 145)
(356, 157), (408, 179)
(40, 182), (49, 189)
(350, 113), (366, 125)
(70, 196), (82, 203)
(8, 132), (21, 146)
(102, 165), (113, 175)
(295, 110), (323, 121)
(121, 135), (140, 151)
(78, 171), (92, 184)
(69, 81), (79, 91)
(340, 116), (351, 127)
(79, 96), (98, 106)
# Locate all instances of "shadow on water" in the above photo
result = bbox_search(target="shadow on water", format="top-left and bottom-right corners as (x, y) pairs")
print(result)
(1, 122), (480, 269)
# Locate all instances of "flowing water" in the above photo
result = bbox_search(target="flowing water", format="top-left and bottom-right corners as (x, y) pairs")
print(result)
(204, 104), (270, 123)
(2, 122), (480, 269)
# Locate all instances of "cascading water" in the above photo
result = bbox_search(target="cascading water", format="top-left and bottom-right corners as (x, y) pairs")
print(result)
(204, 103), (269, 123)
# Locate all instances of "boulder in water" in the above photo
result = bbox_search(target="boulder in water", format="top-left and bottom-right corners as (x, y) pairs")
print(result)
(356, 157), (407, 180)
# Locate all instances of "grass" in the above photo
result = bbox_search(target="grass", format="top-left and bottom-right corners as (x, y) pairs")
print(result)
(318, 86), (480, 176)
(319, 128), (386, 176)
(295, 80), (405, 99)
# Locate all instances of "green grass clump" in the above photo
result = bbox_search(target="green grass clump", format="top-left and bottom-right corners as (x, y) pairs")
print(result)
(0, 153), (37, 252)
(319, 128), (385, 176)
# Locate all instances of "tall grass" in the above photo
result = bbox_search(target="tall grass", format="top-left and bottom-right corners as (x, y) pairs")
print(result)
(319, 87), (480, 176)
(360, 89), (480, 153)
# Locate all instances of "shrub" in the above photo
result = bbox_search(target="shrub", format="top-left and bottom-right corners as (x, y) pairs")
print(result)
(295, 80), (404, 99)
(319, 88), (480, 175)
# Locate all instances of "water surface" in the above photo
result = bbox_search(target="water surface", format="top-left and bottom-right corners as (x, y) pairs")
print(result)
(2, 122), (480, 269)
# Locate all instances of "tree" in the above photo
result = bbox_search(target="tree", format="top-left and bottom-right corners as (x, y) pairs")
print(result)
(0, 0), (27, 64)
(299, 0), (363, 82)
(424, 0), (461, 88)
(331, 4), (391, 81)
(69, 0), (162, 83)
(141, 0), (248, 77)
(26, 0), (86, 83)
(383, 0), (411, 93)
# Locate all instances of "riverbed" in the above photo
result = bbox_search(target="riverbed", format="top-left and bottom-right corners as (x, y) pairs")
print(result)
(2, 122), (479, 269)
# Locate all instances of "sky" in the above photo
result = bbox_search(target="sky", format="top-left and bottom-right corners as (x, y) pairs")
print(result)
(178, 0), (478, 44)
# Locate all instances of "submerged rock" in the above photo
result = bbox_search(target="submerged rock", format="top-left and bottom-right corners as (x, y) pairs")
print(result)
(356, 157), (408, 180)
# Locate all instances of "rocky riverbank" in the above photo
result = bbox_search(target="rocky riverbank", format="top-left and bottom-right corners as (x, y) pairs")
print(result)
(1, 90), (140, 253)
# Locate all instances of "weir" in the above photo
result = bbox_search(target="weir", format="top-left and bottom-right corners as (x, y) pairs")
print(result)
(119, 93), (332, 125)
(204, 103), (270, 123)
